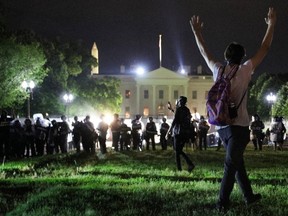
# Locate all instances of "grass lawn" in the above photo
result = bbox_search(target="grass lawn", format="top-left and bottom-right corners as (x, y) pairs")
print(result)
(0, 143), (287, 216)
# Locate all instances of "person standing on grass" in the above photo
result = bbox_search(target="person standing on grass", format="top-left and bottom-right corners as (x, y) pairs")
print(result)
(145, 116), (157, 150)
(97, 114), (108, 154)
(250, 114), (265, 151)
(119, 118), (131, 151)
(277, 117), (286, 151)
(270, 116), (286, 151)
(72, 116), (82, 153)
(57, 115), (70, 154)
(160, 117), (170, 150)
(131, 114), (144, 151)
(110, 113), (121, 151)
(165, 96), (195, 172)
(82, 115), (97, 153)
(190, 7), (276, 211)
(198, 116), (210, 150)
(23, 118), (36, 157)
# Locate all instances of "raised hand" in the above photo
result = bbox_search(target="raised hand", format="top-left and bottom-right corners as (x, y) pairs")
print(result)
(264, 7), (276, 26)
(190, 15), (204, 34)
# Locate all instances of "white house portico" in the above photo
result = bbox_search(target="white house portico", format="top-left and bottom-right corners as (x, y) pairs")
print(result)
(104, 66), (213, 120)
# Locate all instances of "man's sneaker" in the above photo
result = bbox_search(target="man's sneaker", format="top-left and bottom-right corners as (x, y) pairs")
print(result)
(188, 164), (195, 173)
(245, 193), (262, 206)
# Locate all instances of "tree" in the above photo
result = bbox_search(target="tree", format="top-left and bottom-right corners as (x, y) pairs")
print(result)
(35, 38), (122, 117)
(0, 36), (47, 112)
(248, 73), (287, 120)
(273, 83), (288, 118)
(69, 74), (122, 116)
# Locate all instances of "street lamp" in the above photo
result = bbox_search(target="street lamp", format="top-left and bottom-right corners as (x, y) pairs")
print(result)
(21, 80), (35, 119)
(63, 93), (74, 121)
(266, 92), (276, 120)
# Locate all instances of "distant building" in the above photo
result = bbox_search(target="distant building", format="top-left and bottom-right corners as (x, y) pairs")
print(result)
(91, 42), (99, 75)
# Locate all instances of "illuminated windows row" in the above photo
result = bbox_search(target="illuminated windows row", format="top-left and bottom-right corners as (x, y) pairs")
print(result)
(125, 90), (206, 100)
(125, 90), (179, 100)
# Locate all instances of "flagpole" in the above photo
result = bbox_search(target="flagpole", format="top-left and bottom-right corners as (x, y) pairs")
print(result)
(159, 34), (162, 67)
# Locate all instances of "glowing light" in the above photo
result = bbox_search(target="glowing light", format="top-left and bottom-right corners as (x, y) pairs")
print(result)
(136, 67), (145, 75)
(21, 80), (35, 118)
(266, 92), (276, 103)
(21, 80), (35, 89)
(266, 92), (277, 121)
(63, 93), (74, 103)
(104, 114), (113, 125)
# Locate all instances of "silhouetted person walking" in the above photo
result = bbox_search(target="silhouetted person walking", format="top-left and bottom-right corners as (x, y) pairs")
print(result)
(166, 96), (195, 172)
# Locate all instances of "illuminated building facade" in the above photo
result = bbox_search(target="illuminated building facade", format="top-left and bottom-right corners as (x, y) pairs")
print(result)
(91, 43), (214, 120)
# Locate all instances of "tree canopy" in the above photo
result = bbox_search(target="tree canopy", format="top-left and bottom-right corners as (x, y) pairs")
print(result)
(0, 36), (47, 111)
(0, 24), (122, 117)
(248, 73), (288, 120)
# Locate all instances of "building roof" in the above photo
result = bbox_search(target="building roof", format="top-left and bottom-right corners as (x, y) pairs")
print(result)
(141, 67), (188, 79)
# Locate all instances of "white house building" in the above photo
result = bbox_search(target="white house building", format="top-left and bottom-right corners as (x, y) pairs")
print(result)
(91, 42), (214, 120)
(95, 66), (213, 121)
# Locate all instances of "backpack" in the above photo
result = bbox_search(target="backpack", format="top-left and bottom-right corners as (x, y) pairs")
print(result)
(206, 65), (240, 126)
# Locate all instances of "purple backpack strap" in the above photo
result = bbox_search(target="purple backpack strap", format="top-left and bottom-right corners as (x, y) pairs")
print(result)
(226, 65), (239, 80)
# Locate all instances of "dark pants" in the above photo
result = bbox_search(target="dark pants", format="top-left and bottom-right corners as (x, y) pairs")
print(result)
(0, 133), (9, 158)
(58, 135), (68, 153)
(198, 133), (207, 150)
(252, 133), (263, 150)
(35, 138), (45, 156)
(112, 132), (120, 151)
(24, 136), (36, 157)
(132, 132), (141, 150)
(160, 134), (167, 150)
(217, 126), (254, 205)
(145, 133), (155, 150)
(173, 134), (193, 171)
(98, 136), (107, 154)
(73, 134), (81, 152)
(120, 133), (130, 150)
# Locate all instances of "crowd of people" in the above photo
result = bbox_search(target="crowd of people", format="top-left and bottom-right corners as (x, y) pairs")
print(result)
(0, 111), (73, 160)
(0, 108), (286, 162)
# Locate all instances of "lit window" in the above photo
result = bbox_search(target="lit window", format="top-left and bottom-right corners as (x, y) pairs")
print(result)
(143, 107), (149, 116)
(159, 90), (164, 99)
(158, 103), (164, 115)
(144, 90), (149, 99)
(192, 91), (197, 99)
(125, 90), (131, 99)
(125, 107), (130, 118)
(174, 90), (178, 99)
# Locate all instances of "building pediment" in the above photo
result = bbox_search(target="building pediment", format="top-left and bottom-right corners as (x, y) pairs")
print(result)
(135, 67), (189, 85)
(142, 67), (187, 79)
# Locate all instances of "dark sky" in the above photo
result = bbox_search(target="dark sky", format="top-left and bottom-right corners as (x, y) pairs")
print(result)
(1, 0), (288, 76)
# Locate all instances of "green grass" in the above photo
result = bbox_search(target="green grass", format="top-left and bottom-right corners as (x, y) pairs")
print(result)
(1, 143), (288, 216)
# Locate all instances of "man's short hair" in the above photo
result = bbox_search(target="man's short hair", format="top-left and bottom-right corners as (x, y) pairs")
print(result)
(224, 42), (246, 64)
(177, 96), (187, 106)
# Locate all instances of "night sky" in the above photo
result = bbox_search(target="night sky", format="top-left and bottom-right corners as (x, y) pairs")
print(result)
(1, 0), (288, 76)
